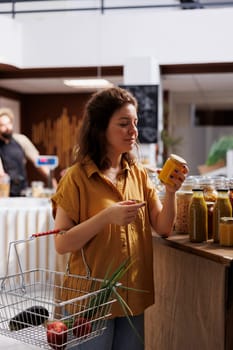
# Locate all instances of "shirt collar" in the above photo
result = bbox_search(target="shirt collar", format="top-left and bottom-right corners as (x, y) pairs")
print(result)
(82, 156), (133, 178)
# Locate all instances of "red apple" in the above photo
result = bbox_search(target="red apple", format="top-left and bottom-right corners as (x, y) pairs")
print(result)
(72, 317), (92, 338)
(47, 321), (68, 350)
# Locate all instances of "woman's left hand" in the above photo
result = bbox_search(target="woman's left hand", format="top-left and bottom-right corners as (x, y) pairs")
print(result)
(164, 164), (189, 193)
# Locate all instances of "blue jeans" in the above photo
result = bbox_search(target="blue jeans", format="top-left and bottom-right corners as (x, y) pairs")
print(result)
(74, 314), (144, 350)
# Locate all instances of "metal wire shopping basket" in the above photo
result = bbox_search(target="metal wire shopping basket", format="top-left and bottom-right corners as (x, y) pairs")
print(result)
(0, 230), (118, 349)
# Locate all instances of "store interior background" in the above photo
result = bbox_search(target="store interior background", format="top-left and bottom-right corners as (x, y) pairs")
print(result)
(1, 2), (233, 178)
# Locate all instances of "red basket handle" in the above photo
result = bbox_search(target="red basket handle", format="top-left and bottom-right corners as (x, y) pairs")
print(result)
(31, 229), (62, 238)
(1, 229), (65, 291)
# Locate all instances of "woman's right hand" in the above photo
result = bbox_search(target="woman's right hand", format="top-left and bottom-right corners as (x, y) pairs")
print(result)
(105, 200), (146, 226)
(54, 201), (146, 254)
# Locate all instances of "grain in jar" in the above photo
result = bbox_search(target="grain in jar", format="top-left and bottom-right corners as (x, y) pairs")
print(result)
(174, 177), (196, 234)
(175, 191), (193, 233)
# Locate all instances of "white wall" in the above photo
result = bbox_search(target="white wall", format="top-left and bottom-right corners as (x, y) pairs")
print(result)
(0, 16), (23, 67)
(1, 7), (233, 68)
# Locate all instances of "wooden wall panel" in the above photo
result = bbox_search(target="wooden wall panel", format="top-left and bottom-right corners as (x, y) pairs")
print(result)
(20, 93), (92, 183)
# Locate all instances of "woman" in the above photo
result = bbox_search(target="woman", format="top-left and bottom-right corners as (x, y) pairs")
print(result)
(51, 86), (188, 350)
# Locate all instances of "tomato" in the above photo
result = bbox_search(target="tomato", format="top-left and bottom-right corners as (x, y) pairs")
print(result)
(72, 317), (92, 338)
(47, 321), (68, 350)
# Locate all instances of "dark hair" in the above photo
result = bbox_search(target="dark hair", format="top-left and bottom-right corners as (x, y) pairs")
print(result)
(76, 86), (138, 169)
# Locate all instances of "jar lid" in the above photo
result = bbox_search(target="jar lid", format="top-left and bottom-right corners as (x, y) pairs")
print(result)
(180, 175), (197, 191)
(228, 178), (233, 189)
(220, 217), (233, 224)
(213, 176), (227, 190)
(206, 201), (215, 206)
(199, 176), (214, 184)
(170, 154), (187, 165)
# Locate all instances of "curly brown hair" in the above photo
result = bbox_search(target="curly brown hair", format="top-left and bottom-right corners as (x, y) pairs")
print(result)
(75, 86), (138, 170)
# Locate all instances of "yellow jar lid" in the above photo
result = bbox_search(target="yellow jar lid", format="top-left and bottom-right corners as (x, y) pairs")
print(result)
(170, 154), (187, 165)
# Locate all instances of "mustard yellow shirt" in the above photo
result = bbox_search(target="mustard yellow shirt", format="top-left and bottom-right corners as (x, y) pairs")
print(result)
(52, 157), (158, 317)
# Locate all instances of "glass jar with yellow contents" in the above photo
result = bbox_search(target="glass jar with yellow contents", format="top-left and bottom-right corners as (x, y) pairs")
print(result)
(213, 189), (232, 243)
(219, 217), (233, 246)
(188, 188), (208, 243)
(198, 176), (217, 240)
(158, 154), (187, 186)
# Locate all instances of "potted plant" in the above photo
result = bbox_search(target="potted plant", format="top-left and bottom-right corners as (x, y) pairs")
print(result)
(198, 135), (233, 174)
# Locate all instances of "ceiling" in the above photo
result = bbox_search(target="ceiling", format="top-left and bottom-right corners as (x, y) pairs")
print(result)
(0, 65), (124, 95)
(1, 63), (233, 98)
(1, 73), (233, 97)
(0, 76), (123, 94)
(160, 62), (233, 100)
(162, 72), (233, 93)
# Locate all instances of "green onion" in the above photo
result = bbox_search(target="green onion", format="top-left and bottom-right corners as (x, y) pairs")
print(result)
(83, 256), (145, 345)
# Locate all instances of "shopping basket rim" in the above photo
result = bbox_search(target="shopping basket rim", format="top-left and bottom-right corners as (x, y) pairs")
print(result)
(0, 268), (121, 307)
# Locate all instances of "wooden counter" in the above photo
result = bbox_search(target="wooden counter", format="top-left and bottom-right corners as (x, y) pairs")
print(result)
(145, 234), (233, 350)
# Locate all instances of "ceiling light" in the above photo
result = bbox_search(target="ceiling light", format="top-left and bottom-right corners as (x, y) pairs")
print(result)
(63, 78), (113, 89)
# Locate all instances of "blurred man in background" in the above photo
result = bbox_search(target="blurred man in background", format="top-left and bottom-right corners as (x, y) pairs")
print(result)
(0, 107), (52, 196)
